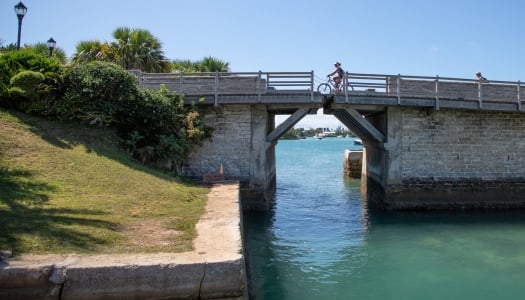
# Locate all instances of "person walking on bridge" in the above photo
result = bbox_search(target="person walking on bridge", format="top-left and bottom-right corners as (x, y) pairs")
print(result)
(476, 72), (488, 82)
(328, 62), (344, 90)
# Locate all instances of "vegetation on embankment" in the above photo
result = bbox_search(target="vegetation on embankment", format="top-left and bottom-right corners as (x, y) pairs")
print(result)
(0, 109), (209, 255)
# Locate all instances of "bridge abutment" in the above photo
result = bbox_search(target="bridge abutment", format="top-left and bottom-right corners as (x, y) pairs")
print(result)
(362, 107), (525, 210)
(182, 104), (276, 210)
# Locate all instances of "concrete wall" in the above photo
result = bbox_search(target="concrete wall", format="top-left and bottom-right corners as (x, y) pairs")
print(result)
(343, 150), (363, 178)
(182, 104), (276, 210)
(368, 106), (525, 209)
(0, 183), (248, 300)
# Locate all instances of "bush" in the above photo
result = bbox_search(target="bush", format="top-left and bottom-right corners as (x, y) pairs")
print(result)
(0, 49), (62, 112)
(116, 87), (212, 170)
(58, 61), (138, 125)
(7, 70), (47, 112)
(9, 70), (45, 97)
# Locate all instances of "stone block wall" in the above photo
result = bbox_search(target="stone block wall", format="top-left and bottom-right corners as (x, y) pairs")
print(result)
(182, 104), (253, 179)
(371, 106), (525, 210)
(399, 107), (525, 180)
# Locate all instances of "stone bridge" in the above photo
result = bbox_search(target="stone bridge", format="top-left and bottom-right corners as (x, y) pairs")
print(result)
(134, 71), (525, 210)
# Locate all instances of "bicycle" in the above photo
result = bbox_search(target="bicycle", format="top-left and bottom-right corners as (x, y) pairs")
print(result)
(317, 76), (353, 94)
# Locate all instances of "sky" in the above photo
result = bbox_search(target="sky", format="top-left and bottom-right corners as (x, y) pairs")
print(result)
(2, 0), (525, 128)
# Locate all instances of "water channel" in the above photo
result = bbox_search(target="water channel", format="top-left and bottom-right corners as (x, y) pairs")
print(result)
(243, 137), (525, 300)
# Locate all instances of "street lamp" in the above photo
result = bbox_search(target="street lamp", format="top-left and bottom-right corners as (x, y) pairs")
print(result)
(14, 2), (27, 50)
(47, 37), (56, 56)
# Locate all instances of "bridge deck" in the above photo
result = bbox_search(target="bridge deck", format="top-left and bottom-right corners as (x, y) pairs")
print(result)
(132, 71), (525, 113)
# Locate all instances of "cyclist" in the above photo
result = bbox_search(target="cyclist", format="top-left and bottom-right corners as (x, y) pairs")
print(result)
(327, 62), (344, 90)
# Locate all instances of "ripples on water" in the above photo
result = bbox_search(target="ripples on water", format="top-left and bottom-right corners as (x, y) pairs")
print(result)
(243, 137), (525, 300)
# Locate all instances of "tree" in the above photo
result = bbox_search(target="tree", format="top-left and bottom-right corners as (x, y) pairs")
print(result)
(171, 59), (198, 72)
(27, 42), (68, 65)
(71, 40), (111, 64)
(171, 56), (230, 73)
(196, 56), (230, 72)
(110, 27), (170, 73)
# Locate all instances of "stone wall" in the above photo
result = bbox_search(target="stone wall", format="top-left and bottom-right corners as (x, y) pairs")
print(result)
(181, 104), (276, 210)
(182, 104), (253, 180)
(373, 106), (525, 210)
(400, 107), (525, 179)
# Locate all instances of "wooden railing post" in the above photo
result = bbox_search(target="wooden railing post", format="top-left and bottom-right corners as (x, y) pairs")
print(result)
(214, 71), (219, 107)
(396, 74), (401, 105)
(180, 73), (184, 94)
(257, 71), (262, 102)
(310, 70), (314, 102)
(477, 80), (483, 109)
(344, 71), (348, 102)
(435, 75), (440, 110)
(518, 81), (522, 111)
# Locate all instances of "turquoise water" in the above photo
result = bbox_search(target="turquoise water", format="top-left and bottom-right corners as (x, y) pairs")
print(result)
(243, 138), (525, 300)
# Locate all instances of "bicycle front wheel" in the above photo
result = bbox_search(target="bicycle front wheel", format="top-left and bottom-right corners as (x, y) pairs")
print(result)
(317, 83), (331, 94)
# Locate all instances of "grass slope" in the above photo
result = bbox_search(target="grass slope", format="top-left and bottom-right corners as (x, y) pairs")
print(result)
(0, 109), (209, 255)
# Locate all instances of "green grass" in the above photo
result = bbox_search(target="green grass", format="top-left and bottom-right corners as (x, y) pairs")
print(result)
(0, 109), (209, 255)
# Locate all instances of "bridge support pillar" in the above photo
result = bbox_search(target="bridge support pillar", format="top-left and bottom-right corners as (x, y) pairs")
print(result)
(182, 104), (276, 211)
(241, 105), (277, 211)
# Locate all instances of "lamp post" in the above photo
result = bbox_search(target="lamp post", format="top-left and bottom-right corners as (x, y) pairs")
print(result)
(47, 37), (56, 57)
(14, 1), (27, 50)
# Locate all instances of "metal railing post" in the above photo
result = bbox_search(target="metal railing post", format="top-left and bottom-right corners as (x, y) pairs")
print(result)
(214, 71), (219, 107)
(435, 75), (440, 110)
(257, 71), (262, 102)
(310, 70), (314, 102)
(396, 74), (401, 105)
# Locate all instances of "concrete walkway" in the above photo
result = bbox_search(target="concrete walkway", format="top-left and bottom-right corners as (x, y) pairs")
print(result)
(0, 182), (247, 300)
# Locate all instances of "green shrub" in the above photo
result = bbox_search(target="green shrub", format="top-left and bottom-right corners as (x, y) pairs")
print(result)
(9, 70), (45, 96)
(58, 61), (138, 125)
(116, 87), (212, 170)
(0, 49), (63, 113)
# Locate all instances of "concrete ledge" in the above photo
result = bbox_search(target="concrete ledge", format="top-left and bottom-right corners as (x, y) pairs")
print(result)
(344, 150), (363, 178)
(0, 182), (247, 300)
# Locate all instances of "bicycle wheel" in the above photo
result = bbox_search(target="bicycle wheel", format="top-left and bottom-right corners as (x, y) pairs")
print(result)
(317, 83), (332, 94)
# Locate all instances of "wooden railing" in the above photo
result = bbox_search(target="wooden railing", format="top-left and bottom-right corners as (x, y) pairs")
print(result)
(345, 73), (524, 110)
(132, 71), (315, 105)
(131, 70), (524, 111)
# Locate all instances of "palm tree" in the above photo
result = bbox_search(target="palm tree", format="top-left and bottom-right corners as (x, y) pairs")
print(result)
(71, 40), (111, 64)
(196, 56), (230, 72)
(111, 27), (170, 73)
(171, 57), (230, 73)
(171, 59), (197, 72)
(27, 42), (68, 64)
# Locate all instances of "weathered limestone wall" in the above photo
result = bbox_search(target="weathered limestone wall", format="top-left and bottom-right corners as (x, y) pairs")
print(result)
(182, 104), (276, 210)
(182, 105), (252, 179)
(372, 106), (525, 209)
(400, 107), (525, 178)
